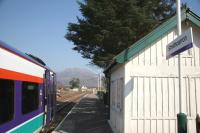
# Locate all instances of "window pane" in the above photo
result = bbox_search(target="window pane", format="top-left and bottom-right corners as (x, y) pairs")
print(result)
(0, 79), (14, 125)
(22, 82), (39, 114)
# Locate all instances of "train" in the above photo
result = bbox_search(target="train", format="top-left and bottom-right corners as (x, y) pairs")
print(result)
(0, 40), (56, 133)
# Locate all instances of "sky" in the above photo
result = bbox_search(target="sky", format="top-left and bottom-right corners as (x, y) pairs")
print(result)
(0, 0), (199, 73)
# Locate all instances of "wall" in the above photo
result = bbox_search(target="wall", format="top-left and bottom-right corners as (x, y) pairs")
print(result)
(124, 22), (200, 133)
(109, 64), (125, 133)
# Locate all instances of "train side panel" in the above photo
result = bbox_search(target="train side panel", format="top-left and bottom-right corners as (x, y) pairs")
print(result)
(0, 43), (56, 132)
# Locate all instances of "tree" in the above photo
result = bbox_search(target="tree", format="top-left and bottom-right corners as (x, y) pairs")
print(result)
(66, 0), (175, 68)
(69, 78), (80, 89)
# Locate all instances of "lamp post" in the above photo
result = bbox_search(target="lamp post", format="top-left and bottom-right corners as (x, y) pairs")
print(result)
(176, 0), (187, 133)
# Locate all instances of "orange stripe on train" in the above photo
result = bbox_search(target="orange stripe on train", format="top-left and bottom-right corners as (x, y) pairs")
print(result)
(0, 68), (43, 83)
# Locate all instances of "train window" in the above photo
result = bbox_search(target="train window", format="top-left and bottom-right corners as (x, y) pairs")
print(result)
(0, 79), (14, 125)
(22, 82), (39, 114)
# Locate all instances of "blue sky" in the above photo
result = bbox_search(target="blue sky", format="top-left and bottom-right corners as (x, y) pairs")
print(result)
(0, 0), (199, 73)
(0, 0), (100, 73)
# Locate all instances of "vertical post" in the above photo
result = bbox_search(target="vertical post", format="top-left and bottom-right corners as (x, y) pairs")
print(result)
(177, 0), (182, 113)
(176, 0), (187, 133)
(98, 74), (99, 91)
(100, 73), (101, 91)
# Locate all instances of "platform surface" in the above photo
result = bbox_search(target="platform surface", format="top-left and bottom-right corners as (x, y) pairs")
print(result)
(53, 94), (113, 133)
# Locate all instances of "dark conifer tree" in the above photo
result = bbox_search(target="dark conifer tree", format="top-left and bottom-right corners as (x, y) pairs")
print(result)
(66, 0), (175, 68)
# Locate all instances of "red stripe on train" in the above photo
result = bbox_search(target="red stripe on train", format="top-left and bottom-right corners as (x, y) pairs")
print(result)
(0, 68), (43, 83)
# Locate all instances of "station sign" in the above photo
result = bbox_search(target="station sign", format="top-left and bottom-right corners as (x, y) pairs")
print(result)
(166, 27), (193, 59)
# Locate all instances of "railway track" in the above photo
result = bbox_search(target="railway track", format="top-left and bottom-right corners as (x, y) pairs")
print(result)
(56, 92), (86, 112)
(56, 101), (71, 112)
(41, 92), (88, 133)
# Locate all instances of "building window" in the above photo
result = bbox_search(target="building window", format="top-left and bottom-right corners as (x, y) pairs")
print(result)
(0, 79), (14, 125)
(111, 78), (124, 112)
(116, 78), (123, 111)
(111, 81), (116, 108)
(117, 78), (124, 111)
(22, 82), (39, 114)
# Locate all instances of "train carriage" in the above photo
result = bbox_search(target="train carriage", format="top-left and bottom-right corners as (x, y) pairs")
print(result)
(0, 40), (56, 133)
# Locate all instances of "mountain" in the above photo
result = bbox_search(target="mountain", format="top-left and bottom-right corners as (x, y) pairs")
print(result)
(56, 68), (99, 88)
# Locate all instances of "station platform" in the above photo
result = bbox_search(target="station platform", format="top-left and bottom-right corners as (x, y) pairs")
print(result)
(53, 94), (113, 133)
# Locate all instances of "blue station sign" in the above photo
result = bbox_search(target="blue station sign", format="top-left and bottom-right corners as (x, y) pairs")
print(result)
(166, 27), (193, 59)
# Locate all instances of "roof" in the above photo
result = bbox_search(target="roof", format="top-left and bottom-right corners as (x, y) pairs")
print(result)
(104, 8), (200, 73)
(0, 40), (54, 72)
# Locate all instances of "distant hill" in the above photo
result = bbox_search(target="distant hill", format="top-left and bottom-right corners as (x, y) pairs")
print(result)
(56, 68), (99, 88)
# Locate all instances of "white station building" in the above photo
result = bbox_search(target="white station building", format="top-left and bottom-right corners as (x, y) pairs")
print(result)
(104, 9), (200, 133)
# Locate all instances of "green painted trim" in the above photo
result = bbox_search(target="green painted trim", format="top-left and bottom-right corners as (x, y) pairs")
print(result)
(114, 9), (200, 64)
(187, 12), (200, 28)
(9, 113), (44, 133)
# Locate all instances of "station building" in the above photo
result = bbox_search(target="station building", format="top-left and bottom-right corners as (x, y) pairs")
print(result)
(104, 9), (200, 133)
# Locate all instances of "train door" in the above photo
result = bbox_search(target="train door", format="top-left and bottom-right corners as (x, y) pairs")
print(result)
(51, 73), (56, 119)
(49, 72), (55, 120)
(44, 70), (51, 125)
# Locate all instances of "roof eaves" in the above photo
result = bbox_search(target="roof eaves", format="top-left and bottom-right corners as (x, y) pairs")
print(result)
(103, 60), (117, 74)
(104, 9), (200, 73)
(114, 10), (188, 64)
(186, 10), (200, 28)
